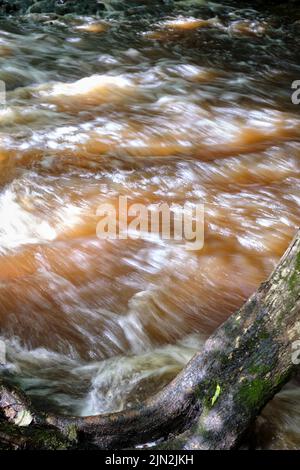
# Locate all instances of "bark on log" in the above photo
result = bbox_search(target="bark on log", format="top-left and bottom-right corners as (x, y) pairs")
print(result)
(1, 228), (300, 450)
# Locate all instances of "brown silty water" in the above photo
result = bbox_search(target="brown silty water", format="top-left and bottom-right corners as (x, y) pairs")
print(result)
(0, 1), (299, 449)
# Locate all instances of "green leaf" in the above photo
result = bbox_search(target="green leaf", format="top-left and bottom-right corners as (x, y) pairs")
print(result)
(211, 384), (221, 406)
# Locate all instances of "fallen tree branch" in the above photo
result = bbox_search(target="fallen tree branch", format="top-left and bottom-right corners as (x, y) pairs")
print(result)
(1, 228), (300, 450)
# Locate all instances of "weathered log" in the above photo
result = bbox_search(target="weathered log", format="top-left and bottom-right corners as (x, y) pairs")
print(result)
(1, 228), (300, 450)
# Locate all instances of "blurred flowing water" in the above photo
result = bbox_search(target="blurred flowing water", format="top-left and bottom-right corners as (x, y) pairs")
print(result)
(0, 0), (300, 448)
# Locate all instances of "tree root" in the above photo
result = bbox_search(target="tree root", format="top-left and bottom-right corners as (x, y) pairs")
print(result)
(1, 229), (300, 450)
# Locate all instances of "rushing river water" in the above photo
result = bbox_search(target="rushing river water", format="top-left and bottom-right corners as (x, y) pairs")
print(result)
(0, 0), (300, 449)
